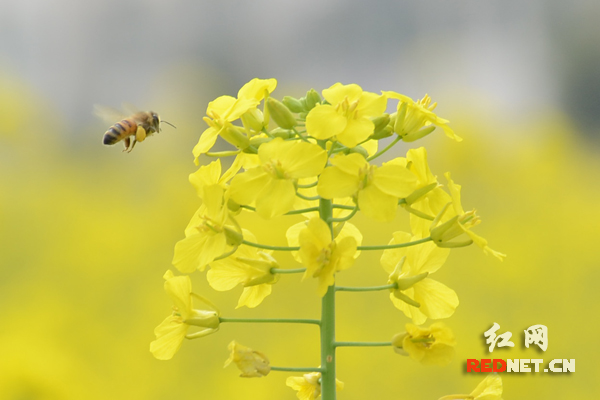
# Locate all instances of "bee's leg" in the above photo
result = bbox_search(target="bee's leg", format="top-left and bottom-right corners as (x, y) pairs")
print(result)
(126, 138), (138, 153)
(135, 126), (147, 143)
(122, 137), (131, 152)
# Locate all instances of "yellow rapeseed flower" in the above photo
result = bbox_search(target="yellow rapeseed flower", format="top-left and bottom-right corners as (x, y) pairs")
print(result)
(381, 231), (458, 325)
(228, 137), (327, 219)
(188, 158), (242, 200)
(306, 83), (387, 148)
(207, 230), (278, 308)
(224, 340), (270, 377)
(392, 322), (456, 366)
(286, 372), (344, 400)
(294, 218), (358, 296)
(423, 173), (506, 260)
(172, 185), (242, 273)
(383, 91), (462, 142)
(317, 153), (417, 222)
(150, 270), (220, 360)
(193, 78), (277, 163)
(439, 374), (503, 400)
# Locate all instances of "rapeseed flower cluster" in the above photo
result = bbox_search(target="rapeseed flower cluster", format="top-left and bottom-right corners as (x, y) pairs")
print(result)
(149, 78), (505, 399)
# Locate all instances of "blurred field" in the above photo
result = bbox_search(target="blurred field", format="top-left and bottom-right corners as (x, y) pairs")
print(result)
(1, 71), (599, 400)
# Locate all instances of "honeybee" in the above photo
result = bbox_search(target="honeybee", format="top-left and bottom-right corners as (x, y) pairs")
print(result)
(95, 104), (176, 152)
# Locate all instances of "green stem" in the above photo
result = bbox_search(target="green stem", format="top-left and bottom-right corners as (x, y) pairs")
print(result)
(329, 206), (358, 223)
(292, 127), (309, 142)
(242, 240), (299, 251)
(319, 198), (336, 400)
(332, 204), (355, 210)
(286, 206), (320, 215)
(335, 283), (396, 292)
(270, 366), (323, 373)
(366, 136), (401, 161)
(271, 268), (306, 274)
(219, 317), (320, 325)
(296, 192), (321, 201)
(298, 181), (318, 188)
(334, 341), (392, 348)
(357, 237), (432, 251)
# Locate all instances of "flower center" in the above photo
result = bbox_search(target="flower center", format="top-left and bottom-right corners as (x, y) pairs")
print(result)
(262, 159), (288, 179)
(357, 164), (375, 190)
(335, 96), (360, 119)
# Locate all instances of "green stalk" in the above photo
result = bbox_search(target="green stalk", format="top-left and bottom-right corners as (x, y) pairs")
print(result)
(335, 341), (392, 347)
(319, 198), (336, 400)
(366, 135), (401, 161)
(219, 317), (320, 325)
(271, 366), (324, 373)
(357, 236), (432, 251)
(335, 283), (397, 292)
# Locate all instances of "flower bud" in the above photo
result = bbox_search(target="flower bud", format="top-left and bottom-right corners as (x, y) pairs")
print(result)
(185, 309), (220, 329)
(402, 125), (436, 142)
(224, 226), (244, 247)
(227, 198), (241, 213)
(304, 88), (322, 110)
(430, 212), (478, 248)
(249, 136), (270, 147)
(241, 108), (264, 133)
(282, 96), (305, 113)
(266, 98), (297, 129)
(371, 124), (393, 140)
(346, 145), (368, 158)
(371, 113), (390, 132)
(391, 332), (409, 355)
(270, 127), (295, 139)
(404, 182), (438, 206)
(220, 125), (250, 150)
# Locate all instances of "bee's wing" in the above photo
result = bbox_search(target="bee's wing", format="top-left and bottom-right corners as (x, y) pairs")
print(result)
(93, 104), (126, 124)
(121, 102), (140, 115)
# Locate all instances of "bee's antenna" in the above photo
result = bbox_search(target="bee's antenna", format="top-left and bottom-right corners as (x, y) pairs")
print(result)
(162, 120), (177, 129)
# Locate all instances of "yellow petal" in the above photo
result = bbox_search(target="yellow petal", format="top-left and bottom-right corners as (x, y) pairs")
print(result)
(193, 127), (219, 160)
(330, 153), (367, 175)
(410, 240), (450, 275)
(164, 272), (192, 316)
(406, 147), (436, 186)
(380, 231), (412, 273)
(237, 285), (272, 308)
(286, 221), (308, 262)
(207, 263), (247, 291)
(390, 289), (428, 325)
(281, 142), (327, 178)
(470, 374), (503, 399)
(323, 82), (362, 104)
(206, 95), (236, 115)
(237, 78), (277, 101)
(150, 315), (188, 360)
(465, 229), (506, 261)
(306, 104), (347, 140)
(444, 172), (465, 215)
(357, 91), (387, 116)
(256, 178), (296, 218)
(317, 166), (359, 199)
(229, 167), (270, 205)
(358, 185), (398, 222)
(372, 163), (417, 198)
(333, 236), (357, 271)
(337, 117), (373, 148)
(413, 279), (459, 320)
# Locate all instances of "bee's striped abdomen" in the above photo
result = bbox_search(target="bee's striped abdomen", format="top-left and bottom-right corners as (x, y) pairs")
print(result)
(102, 119), (137, 145)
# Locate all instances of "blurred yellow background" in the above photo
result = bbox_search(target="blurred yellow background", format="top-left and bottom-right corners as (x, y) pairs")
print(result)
(1, 1), (599, 399)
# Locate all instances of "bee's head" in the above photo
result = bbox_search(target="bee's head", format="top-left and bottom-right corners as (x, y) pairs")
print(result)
(150, 112), (160, 131)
